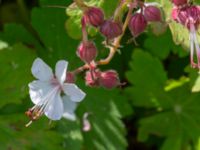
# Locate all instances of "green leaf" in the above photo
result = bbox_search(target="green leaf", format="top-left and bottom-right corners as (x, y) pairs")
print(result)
(0, 23), (40, 47)
(101, 0), (119, 18)
(144, 29), (172, 59)
(126, 49), (200, 149)
(39, 0), (71, 6)
(0, 43), (36, 107)
(56, 120), (83, 150)
(31, 5), (81, 68)
(160, 136), (182, 150)
(0, 113), (65, 150)
(185, 66), (200, 92)
(78, 88), (132, 150)
(192, 75), (200, 92)
(126, 49), (168, 107)
(138, 82), (200, 147)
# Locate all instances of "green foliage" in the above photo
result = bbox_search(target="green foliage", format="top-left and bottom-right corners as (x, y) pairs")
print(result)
(0, 0), (133, 149)
(0, 114), (64, 150)
(78, 87), (132, 150)
(0, 43), (36, 107)
(126, 49), (169, 108)
(31, 5), (81, 66)
(126, 50), (200, 149)
(0, 24), (39, 46)
(1, 0), (200, 149)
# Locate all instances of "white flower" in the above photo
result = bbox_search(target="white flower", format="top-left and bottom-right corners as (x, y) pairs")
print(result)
(26, 58), (86, 125)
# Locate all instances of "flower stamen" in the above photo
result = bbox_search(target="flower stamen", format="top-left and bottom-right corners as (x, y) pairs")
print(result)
(25, 86), (59, 127)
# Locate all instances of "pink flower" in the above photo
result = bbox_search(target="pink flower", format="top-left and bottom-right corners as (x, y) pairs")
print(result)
(172, 6), (200, 69)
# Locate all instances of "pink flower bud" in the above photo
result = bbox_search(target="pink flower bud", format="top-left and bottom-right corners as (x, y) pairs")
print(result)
(66, 72), (76, 83)
(129, 13), (147, 37)
(85, 70), (101, 87)
(84, 7), (104, 27)
(82, 112), (91, 132)
(99, 70), (120, 89)
(171, 7), (179, 21)
(171, 0), (188, 6)
(171, 5), (200, 70)
(77, 41), (97, 63)
(100, 20), (123, 39)
(171, 6), (200, 30)
(144, 6), (162, 22)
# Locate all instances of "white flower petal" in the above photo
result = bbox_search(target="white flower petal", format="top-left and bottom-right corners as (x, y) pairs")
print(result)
(55, 60), (68, 84)
(44, 92), (64, 120)
(62, 95), (77, 121)
(63, 83), (86, 102)
(29, 80), (54, 105)
(144, 2), (161, 7)
(31, 58), (53, 81)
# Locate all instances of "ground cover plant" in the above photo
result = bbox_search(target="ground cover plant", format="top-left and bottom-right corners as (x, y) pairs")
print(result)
(1, 0), (200, 149)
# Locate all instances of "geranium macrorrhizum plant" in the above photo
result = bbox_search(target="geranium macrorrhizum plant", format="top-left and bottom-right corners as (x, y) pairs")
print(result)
(25, 0), (200, 136)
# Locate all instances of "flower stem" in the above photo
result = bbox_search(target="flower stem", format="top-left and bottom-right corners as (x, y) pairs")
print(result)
(74, 0), (88, 11)
(97, 1), (134, 65)
(73, 0), (134, 74)
(73, 64), (90, 75)
(81, 17), (88, 42)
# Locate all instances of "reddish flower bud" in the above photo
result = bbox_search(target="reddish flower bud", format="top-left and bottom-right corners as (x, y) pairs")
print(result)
(129, 13), (147, 37)
(85, 70), (101, 87)
(171, 6), (200, 30)
(77, 41), (97, 63)
(144, 6), (162, 22)
(84, 7), (104, 27)
(99, 70), (120, 89)
(66, 72), (76, 83)
(171, 5), (200, 70)
(100, 20), (123, 39)
(171, 0), (188, 6)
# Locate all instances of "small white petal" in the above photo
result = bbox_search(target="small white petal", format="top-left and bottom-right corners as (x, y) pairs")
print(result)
(63, 83), (86, 102)
(31, 58), (53, 81)
(55, 60), (68, 84)
(44, 92), (64, 120)
(29, 80), (54, 105)
(144, 2), (161, 7)
(62, 95), (77, 121)
(82, 112), (91, 132)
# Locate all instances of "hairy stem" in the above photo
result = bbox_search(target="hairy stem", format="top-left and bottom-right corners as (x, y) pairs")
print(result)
(73, 0), (134, 74)
(73, 64), (90, 75)
(74, 0), (88, 10)
(97, 2), (134, 65)
(81, 17), (88, 42)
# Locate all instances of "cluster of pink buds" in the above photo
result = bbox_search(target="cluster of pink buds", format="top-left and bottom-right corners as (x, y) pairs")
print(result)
(171, 0), (200, 69)
(82, 6), (123, 41)
(74, 5), (121, 89)
(129, 3), (162, 37)
(85, 69), (120, 89)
